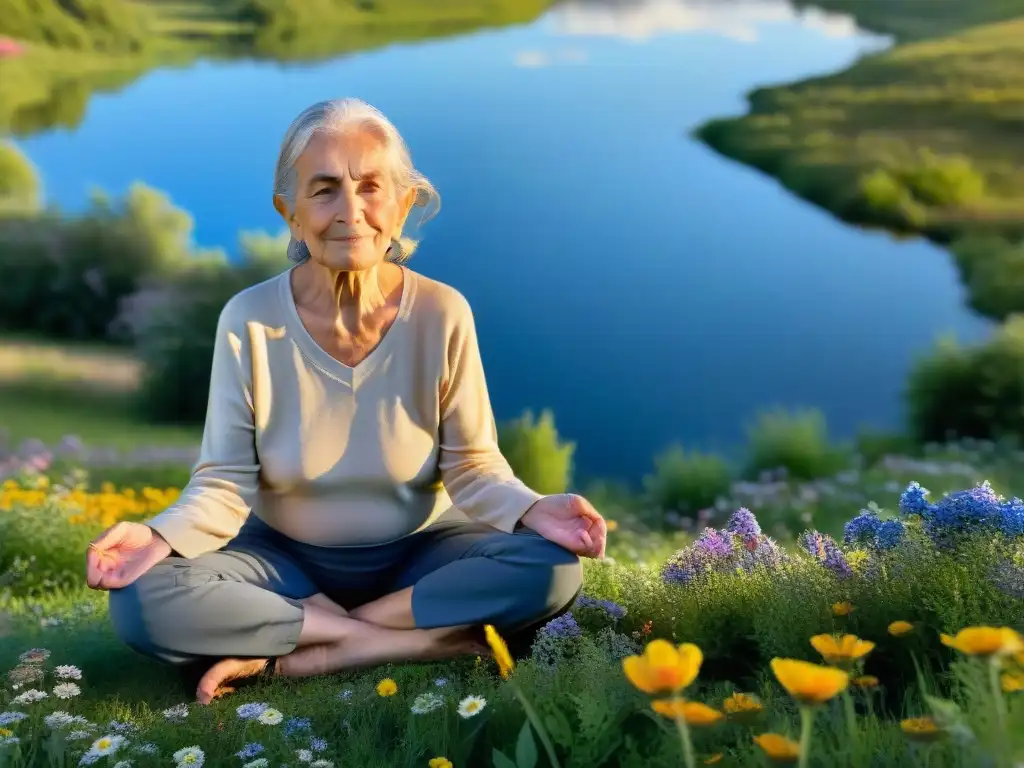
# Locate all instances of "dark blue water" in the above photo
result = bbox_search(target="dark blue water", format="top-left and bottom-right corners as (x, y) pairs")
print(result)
(15, 0), (991, 484)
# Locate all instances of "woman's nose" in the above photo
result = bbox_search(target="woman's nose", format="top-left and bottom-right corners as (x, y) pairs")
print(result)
(334, 188), (362, 222)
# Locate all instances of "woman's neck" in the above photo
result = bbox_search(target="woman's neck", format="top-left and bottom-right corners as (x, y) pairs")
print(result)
(293, 260), (403, 326)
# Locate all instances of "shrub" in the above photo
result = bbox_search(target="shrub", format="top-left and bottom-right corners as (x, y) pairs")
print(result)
(744, 407), (847, 480)
(641, 444), (732, 523)
(128, 233), (290, 424)
(906, 318), (1024, 444)
(0, 0), (150, 53)
(897, 149), (986, 207)
(952, 234), (1024, 321)
(852, 168), (928, 229)
(0, 141), (41, 215)
(497, 408), (575, 495)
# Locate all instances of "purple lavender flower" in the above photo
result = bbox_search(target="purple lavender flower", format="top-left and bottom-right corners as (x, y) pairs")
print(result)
(726, 508), (761, 538)
(844, 510), (881, 546)
(899, 482), (933, 516)
(695, 528), (735, 558)
(573, 594), (627, 621)
(874, 519), (905, 550)
(799, 530), (852, 579)
(738, 535), (788, 572)
(539, 613), (582, 639)
(663, 529), (736, 586)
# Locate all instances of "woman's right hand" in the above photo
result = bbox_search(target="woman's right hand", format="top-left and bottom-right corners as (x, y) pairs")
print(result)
(85, 522), (172, 591)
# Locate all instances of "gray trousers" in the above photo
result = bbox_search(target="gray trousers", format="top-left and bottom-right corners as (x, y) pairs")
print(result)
(108, 513), (583, 666)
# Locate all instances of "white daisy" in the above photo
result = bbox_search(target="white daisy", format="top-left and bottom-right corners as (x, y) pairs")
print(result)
(44, 710), (76, 729)
(242, 760), (269, 768)
(89, 734), (125, 756)
(410, 692), (444, 714)
(78, 752), (100, 766)
(11, 689), (47, 705)
(172, 745), (205, 766)
(55, 665), (82, 680)
(296, 749), (313, 762)
(256, 708), (283, 725)
(53, 682), (81, 699)
(457, 695), (487, 718)
(162, 703), (189, 722)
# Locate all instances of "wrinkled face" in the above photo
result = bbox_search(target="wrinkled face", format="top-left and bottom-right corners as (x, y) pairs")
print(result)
(276, 129), (415, 271)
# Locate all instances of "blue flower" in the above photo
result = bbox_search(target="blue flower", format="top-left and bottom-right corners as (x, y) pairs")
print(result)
(874, 519), (905, 550)
(539, 613), (583, 639)
(799, 530), (852, 579)
(999, 498), (1024, 537)
(844, 510), (881, 546)
(899, 482), (933, 517)
(235, 703), (268, 720)
(726, 507), (761, 538)
(928, 481), (1003, 541)
(284, 717), (311, 737)
(573, 594), (627, 620)
(310, 737), (328, 752)
(236, 743), (265, 759)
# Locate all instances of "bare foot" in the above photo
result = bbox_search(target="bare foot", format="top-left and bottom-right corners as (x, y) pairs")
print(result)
(196, 657), (274, 705)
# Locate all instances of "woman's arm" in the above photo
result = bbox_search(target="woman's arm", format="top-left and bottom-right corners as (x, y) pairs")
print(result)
(144, 302), (260, 559)
(436, 295), (543, 532)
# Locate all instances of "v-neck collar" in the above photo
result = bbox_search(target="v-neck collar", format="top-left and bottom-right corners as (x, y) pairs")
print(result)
(278, 262), (415, 388)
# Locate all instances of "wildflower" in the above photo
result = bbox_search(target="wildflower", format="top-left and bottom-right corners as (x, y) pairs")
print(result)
(45, 711), (77, 729)
(703, 756), (723, 765)
(0, 713), (28, 726)
(771, 658), (849, 705)
(113, 762), (132, 768)
(242, 761), (269, 768)
(163, 704), (189, 722)
(11, 689), (47, 705)
(1001, 672), (1024, 692)
(410, 692), (445, 714)
(256, 708), (283, 725)
(726, 507), (761, 538)
(133, 743), (158, 755)
(539, 612), (583, 640)
(310, 762), (334, 768)
(722, 692), (763, 722)
(650, 699), (724, 726)
(107, 720), (136, 735)
(337, 688), (353, 700)
(376, 678), (398, 696)
(831, 601), (854, 617)
(429, 759), (453, 768)
(753, 733), (800, 764)
(574, 594), (627, 621)
(888, 621), (914, 637)
(810, 634), (875, 668)
(899, 482), (932, 516)
(236, 703), (269, 720)
(484, 624), (515, 679)
(7, 665), (42, 686)
(284, 717), (312, 736)
(18, 648), (50, 664)
(622, 639), (703, 694)
(297, 749), (313, 762)
(875, 519), (905, 550)
(433, 678), (448, 688)
(89, 735), (126, 756)
(800, 532), (853, 579)
(853, 675), (879, 688)
(310, 737), (328, 752)
(457, 695), (487, 718)
(79, 752), (101, 766)
(940, 626), (1024, 656)
(236, 744), (265, 760)
(55, 665), (82, 680)
(844, 509), (880, 546)
(172, 746), (205, 766)
(53, 682), (81, 699)
(900, 717), (943, 743)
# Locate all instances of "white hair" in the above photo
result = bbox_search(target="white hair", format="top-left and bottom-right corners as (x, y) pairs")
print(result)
(273, 98), (440, 264)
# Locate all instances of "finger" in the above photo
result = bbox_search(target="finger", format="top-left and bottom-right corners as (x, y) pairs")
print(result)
(90, 522), (126, 550)
(85, 548), (115, 589)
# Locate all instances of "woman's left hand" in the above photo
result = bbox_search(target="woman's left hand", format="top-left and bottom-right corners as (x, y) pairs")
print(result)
(521, 493), (607, 559)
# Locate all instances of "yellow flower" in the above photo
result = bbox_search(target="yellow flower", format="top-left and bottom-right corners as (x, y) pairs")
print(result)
(810, 633), (875, 667)
(722, 692), (763, 722)
(753, 733), (800, 764)
(0, 728), (11, 738)
(622, 639), (702, 694)
(1001, 672), (1024, 693)
(900, 717), (943, 743)
(484, 624), (514, 680)
(888, 621), (914, 637)
(376, 678), (398, 696)
(606, 519), (619, 532)
(429, 758), (453, 768)
(770, 658), (849, 705)
(831, 601), (854, 616)
(940, 627), (1024, 657)
(650, 699), (723, 726)
(852, 675), (879, 689)
(703, 755), (724, 765)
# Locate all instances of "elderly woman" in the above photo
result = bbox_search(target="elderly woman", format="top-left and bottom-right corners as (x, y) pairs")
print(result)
(85, 98), (606, 704)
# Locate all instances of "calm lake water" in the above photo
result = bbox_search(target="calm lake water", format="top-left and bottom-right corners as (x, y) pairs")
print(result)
(16, 0), (992, 484)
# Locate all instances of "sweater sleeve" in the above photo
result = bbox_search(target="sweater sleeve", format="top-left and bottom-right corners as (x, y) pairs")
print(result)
(145, 303), (260, 558)
(437, 294), (544, 532)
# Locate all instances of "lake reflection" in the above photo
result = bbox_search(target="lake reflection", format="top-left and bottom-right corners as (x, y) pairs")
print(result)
(16, 0), (990, 483)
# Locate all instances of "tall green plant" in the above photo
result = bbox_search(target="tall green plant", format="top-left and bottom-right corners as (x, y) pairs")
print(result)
(498, 409), (575, 495)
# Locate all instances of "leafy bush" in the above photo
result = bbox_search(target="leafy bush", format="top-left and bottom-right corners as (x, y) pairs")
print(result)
(127, 232), (290, 424)
(497, 408), (575, 495)
(906, 319), (1024, 444)
(952, 234), (1024, 320)
(0, 183), (200, 342)
(0, 141), (41, 215)
(0, 0), (151, 52)
(641, 444), (732, 527)
(852, 168), (927, 229)
(744, 407), (847, 480)
(897, 149), (986, 207)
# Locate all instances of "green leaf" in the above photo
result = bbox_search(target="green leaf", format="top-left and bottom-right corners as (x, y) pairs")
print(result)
(544, 709), (573, 748)
(515, 720), (538, 768)
(492, 748), (519, 768)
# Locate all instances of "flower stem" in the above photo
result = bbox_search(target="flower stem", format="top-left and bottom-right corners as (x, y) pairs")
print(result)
(842, 691), (859, 766)
(988, 657), (1010, 768)
(798, 706), (816, 768)
(671, 696), (697, 768)
(511, 682), (562, 768)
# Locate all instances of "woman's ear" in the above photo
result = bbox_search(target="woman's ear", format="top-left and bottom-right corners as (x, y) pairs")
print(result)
(396, 186), (417, 230)
(273, 194), (302, 239)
